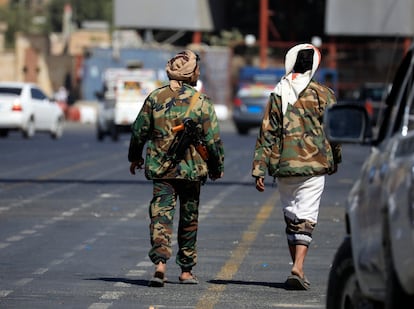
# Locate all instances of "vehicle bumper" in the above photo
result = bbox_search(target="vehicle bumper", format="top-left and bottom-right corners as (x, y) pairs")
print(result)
(232, 109), (264, 127)
(114, 102), (142, 126)
(0, 113), (25, 129)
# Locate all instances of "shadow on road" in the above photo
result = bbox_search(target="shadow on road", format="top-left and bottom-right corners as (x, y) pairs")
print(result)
(208, 279), (287, 289)
(0, 178), (267, 187)
(86, 277), (149, 287)
(86, 277), (289, 289)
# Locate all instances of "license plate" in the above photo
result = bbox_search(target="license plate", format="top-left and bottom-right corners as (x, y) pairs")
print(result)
(247, 106), (262, 113)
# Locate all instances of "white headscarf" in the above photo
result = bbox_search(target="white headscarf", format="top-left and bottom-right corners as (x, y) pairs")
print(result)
(274, 43), (321, 114)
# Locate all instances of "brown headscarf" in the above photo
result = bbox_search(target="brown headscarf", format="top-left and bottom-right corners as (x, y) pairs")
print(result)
(166, 50), (199, 91)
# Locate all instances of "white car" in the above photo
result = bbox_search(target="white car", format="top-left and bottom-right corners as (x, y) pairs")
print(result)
(0, 82), (64, 139)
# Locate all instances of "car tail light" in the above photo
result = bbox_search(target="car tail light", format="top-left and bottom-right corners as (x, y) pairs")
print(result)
(234, 97), (242, 107)
(11, 101), (22, 111)
(365, 99), (373, 116)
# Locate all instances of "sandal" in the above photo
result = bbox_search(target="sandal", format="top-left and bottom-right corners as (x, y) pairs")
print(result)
(179, 273), (199, 284)
(285, 274), (310, 290)
(149, 271), (165, 287)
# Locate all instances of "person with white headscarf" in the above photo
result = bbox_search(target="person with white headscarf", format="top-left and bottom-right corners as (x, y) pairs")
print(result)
(252, 43), (342, 290)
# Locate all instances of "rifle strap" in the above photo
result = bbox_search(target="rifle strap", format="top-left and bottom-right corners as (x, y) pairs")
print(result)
(184, 91), (200, 118)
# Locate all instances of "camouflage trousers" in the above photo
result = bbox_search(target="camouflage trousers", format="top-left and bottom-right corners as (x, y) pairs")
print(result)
(148, 179), (201, 271)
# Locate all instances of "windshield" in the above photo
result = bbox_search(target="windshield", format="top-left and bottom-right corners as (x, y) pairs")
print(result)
(361, 86), (386, 101)
(0, 87), (22, 96)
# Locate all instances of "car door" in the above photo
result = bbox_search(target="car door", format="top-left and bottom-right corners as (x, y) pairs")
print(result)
(353, 47), (414, 294)
(31, 86), (51, 130)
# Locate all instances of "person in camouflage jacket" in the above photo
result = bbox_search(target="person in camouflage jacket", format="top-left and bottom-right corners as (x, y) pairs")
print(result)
(252, 44), (341, 290)
(128, 50), (224, 287)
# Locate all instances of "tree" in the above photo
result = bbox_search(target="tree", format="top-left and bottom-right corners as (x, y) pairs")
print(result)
(47, 0), (113, 33)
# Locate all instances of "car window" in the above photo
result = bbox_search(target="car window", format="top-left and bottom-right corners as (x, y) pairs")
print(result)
(31, 88), (47, 100)
(394, 61), (414, 135)
(376, 49), (414, 144)
(406, 88), (414, 133)
(0, 87), (22, 95)
(361, 86), (386, 101)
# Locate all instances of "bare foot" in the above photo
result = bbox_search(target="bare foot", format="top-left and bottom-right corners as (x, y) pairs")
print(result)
(291, 267), (304, 279)
(179, 271), (194, 280)
(155, 262), (166, 274)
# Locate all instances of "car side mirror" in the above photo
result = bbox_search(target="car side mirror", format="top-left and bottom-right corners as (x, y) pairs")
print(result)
(324, 104), (372, 144)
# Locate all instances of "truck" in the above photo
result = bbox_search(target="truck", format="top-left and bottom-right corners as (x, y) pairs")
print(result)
(95, 67), (161, 141)
(324, 44), (414, 309)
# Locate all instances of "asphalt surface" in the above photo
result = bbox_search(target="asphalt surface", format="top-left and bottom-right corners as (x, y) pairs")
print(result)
(0, 120), (370, 309)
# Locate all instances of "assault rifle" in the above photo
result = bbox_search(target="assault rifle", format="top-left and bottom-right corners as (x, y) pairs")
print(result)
(166, 117), (209, 165)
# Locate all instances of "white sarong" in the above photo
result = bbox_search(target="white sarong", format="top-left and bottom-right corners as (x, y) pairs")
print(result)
(277, 175), (325, 224)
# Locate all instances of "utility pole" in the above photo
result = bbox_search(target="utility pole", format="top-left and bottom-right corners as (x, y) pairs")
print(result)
(259, 0), (269, 68)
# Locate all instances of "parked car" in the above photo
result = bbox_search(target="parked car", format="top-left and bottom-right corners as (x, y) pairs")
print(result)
(95, 68), (160, 141)
(0, 82), (64, 139)
(232, 83), (274, 135)
(324, 44), (414, 309)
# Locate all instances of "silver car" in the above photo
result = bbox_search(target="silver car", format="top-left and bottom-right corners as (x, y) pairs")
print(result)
(325, 43), (414, 309)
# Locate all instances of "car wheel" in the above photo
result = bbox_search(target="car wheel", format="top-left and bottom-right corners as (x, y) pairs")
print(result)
(0, 129), (9, 138)
(236, 125), (249, 135)
(110, 124), (119, 142)
(23, 118), (35, 139)
(51, 118), (64, 139)
(97, 129), (105, 141)
(96, 123), (105, 141)
(326, 237), (381, 309)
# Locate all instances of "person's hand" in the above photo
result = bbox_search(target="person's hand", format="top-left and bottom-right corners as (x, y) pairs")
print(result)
(255, 177), (265, 192)
(209, 171), (223, 181)
(328, 164), (338, 175)
(129, 158), (144, 175)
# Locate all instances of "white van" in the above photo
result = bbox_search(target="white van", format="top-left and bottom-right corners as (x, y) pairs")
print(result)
(96, 68), (160, 141)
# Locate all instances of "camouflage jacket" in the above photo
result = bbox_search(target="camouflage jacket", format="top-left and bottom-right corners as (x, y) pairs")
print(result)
(252, 80), (342, 178)
(128, 83), (224, 181)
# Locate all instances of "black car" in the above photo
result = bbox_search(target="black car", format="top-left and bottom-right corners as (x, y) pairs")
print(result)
(232, 83), (274, 135)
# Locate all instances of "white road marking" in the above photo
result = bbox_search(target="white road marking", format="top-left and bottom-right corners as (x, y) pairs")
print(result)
(50, 259), (63, 266)
(126, 270), (146, 277)
(15, 278), (33, 286)
(88, 303), (112, 309)
(136, 261), (153, 267)
(100, 291), (125, 300)
(63, 252), (75, 259)
(114, 282), (131, 288)
(0, 243), (10, 249)
(0, 207), (10, 213)
(32, 268), (48, 275)
(0, 290), (13, 297)
(6, 235), (24, 242)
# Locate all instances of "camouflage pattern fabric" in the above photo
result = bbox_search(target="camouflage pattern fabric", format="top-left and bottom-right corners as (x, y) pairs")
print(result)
(284, 216), (316, 247)
(252, 80), (341, 178)
(128, 83), (224, 181)
(148, 179), (200, 269)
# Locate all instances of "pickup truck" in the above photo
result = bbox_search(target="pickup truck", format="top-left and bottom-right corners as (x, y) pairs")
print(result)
(324, 44), (414, 309)
(95, 68), (160, 141)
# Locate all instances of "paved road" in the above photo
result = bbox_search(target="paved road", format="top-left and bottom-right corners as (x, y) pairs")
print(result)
(0, 121), (370, 309)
